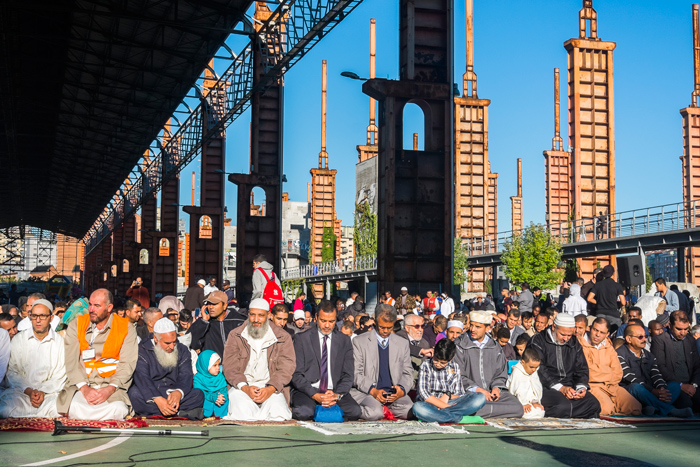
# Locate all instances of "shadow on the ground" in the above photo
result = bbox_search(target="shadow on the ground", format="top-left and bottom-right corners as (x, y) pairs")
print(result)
(500, 436), (660, 467)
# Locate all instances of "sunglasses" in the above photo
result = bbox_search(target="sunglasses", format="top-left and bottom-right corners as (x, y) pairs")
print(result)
(407, 324), (426, 329)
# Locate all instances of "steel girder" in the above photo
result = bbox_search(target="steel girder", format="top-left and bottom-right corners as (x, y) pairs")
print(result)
(84, 0), (364, 255)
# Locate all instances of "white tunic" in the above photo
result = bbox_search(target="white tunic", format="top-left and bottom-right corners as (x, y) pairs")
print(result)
(0, 328), (67, 418)
(506, 361), (545, 419)
(0, 328), (9, 383)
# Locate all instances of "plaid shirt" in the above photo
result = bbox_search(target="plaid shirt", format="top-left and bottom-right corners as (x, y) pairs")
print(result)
(417, 359), (465, 401)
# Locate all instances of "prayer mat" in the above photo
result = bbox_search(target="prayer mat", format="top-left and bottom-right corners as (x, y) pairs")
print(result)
(457, 415), (486, 425)
(0, 417), (148, 432)
(485, 418), (633, 431)
(299, 420), (469, 436)
(139, 418), (299, 427)
(601, 415), (700, 425)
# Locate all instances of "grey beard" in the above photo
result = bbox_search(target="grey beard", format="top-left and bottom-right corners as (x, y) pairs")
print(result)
(153, 342), (179, 370)
(247, 319), (269, 340)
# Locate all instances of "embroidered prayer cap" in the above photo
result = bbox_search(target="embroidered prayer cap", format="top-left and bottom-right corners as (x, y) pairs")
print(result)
(249, 298), (270, 312)
(470, 311), (491, 324)
(197, 279), (206, 286)
(153, 317), (178, 334)
(447, 320), (464, 330)
(401, 287), (408, 291)
(553, 313), (576, 328)
(31, 299), (54, 313)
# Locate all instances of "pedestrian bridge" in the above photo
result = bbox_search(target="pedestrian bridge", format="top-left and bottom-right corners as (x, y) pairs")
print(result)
(281, 200), (700, 281)
(466, 200), (700, 267)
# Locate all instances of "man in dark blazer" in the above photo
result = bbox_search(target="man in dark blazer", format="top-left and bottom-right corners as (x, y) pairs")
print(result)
(290, 300), (361, 421)
(650, 311), (700, 411)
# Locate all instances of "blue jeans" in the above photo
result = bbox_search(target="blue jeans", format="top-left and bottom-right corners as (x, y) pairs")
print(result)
(625, 382), (681, 416)
(412, 392), (487, 423)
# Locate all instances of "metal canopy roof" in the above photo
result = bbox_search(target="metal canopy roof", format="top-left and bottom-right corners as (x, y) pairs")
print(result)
(0, 0), (252, 238)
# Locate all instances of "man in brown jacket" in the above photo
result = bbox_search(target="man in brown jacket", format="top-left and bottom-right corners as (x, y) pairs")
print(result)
(222, 298), (295, 421)
(579, 317), (641, 416)
(57, 289), (138, 420)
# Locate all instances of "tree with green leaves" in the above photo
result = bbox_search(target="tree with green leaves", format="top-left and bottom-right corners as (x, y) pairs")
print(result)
(321, 224), (337, 262)
(354, 201), (377, 257)
(454, 237), (469, 292)
(501, 223), (564, 290)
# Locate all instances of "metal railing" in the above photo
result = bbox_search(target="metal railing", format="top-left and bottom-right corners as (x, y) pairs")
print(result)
(282, 255), (376, 280)
(464, 200), (700, 256)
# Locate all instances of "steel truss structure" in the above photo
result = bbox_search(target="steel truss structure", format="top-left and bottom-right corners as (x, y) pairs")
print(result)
(84, 0), (364, 255)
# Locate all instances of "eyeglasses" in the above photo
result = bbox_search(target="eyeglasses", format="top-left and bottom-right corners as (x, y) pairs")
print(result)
(407, 324), (426, 329)
(30, 314), (52, 321)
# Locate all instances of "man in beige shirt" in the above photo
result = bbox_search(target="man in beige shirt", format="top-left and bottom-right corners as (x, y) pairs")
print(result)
(57, 289), (138, 420)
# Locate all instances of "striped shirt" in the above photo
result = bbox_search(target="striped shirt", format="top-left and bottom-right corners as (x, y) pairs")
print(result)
(617, 345), (667, 390)
(417, 360), (464, 401)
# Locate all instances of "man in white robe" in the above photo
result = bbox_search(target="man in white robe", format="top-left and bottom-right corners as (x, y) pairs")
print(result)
(0, 328), (9, 382)
(0, 299), (67, 418)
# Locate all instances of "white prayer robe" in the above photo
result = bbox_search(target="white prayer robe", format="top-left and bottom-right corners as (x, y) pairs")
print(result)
(506, 361), (545, 419)
(0, 328), (10, 383)
(0, 328), (67, 418)
(224, 326), (291, 421)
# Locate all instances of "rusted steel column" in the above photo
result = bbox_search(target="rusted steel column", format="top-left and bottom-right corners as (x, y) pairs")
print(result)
(153, 120), (180, 297)
(565, 0), (616, 275)
(310, 59), (340, 270)
(681, 4), (700, 284)
(363, 0), (454, 296)
(455, 0), (497, 292)
(183, 64), (225, 290)
(356, 19), (380, 220)
(229, 3), (283, 305)
(544, 68), (571, 237)
(510, 158), (523, 232)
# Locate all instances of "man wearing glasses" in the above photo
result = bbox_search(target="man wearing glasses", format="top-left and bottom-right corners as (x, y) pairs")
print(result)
(617, 323), (693, 418)
(0, 299), (67, 417)
(350, 304), (414, 420)
(396, 314), (433, 390)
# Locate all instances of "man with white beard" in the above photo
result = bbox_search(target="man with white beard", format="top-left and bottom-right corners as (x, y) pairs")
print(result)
(223, 298), (296, 421)
(128, 318), (204, 419)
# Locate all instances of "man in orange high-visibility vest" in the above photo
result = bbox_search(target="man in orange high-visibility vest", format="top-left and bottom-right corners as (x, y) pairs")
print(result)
(57, 288), (138, 420)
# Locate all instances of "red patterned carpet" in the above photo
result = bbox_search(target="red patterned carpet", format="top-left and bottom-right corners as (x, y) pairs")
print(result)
(0, 417), (148, 432)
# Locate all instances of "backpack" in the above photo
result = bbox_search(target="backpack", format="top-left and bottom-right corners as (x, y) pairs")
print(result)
(257, 268), (284, 309)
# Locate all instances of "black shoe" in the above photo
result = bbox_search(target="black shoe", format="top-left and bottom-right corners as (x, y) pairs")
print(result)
(178, 408), (204, 420)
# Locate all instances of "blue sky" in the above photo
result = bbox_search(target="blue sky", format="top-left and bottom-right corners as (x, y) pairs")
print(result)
(174, 0), (696, 233)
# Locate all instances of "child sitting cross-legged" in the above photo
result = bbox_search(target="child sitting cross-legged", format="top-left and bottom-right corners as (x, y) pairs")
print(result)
(412, 339), (486, 423)
(506, 347), (545, 419)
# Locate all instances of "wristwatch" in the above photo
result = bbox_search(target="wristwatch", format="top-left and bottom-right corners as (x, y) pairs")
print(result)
(337, 394), (344, 400)
(693, 383), (698, 389)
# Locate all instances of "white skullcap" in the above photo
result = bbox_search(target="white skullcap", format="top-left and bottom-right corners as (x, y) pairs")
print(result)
(197, 279), (206, 286)
(153, 318), (178, 334)
(293, 310), (305, 320)
(31, 299), (54, 313)
(447, 320), (464, 330)
(470, 311), (492, 325)
(249, 298), (270, 312)
(554, 313), (576, 328)
(401, 287), (408, 291)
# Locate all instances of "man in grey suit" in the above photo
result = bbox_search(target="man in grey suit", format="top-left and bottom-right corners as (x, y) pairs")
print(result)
(290, 301), (362, 420)
(350, 304), (414, 420)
